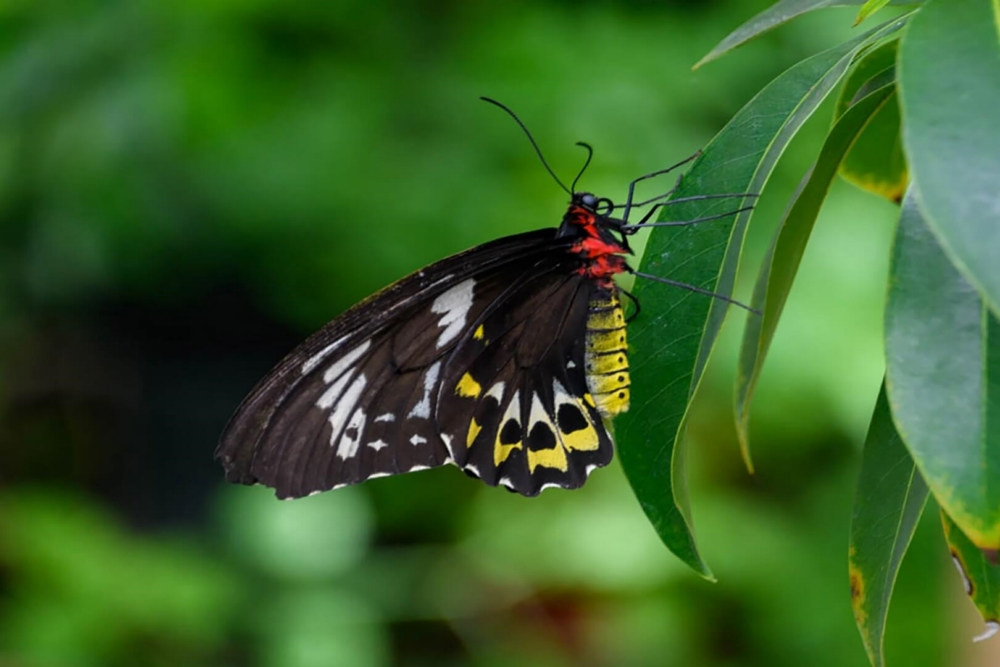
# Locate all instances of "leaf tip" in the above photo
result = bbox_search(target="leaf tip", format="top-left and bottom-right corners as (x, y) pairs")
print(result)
(734, 411), (755, 475)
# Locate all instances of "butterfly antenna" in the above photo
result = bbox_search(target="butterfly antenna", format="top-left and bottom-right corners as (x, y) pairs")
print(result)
(481, 96), (571, 195)
(629, 269), (761, 315)
(570, 142), (593, 193)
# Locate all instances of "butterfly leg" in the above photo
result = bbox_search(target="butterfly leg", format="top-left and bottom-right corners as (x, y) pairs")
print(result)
(619, 287), (641, 323)
(622, 201), (756, 233)
(621, 152), (700, 222)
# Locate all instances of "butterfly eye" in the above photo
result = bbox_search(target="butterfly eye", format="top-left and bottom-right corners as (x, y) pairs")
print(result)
(580, 193), (598, 209)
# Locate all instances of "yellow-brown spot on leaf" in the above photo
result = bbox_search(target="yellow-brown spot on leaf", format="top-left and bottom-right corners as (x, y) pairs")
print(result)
(456, 372), (482, 398)
(849, 562), (867, 626)
(849, 560), (875, 659)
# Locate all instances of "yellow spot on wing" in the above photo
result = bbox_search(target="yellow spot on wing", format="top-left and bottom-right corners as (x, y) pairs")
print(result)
(456, 372), (482, 398)
(562, 423), (599, 451)
(583, 393), (596, 408)
(473, 324), (485, 340)
(494, 390), (523, 466)
(528, 444), (568, 472)
(495, 441), (522, 466)
(467, 418), (482, 448)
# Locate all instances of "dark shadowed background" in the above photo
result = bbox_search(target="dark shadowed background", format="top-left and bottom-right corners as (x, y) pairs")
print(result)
(0, 1), (985, 665)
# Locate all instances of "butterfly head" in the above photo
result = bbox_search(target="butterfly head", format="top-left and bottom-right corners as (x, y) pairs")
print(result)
(572, 191), (615, 216)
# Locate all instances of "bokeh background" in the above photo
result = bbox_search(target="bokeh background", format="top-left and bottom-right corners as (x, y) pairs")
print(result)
(0, 1), (990, 665)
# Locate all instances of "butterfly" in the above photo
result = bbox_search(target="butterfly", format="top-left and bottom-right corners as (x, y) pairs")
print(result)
(216, 99), (754, 498)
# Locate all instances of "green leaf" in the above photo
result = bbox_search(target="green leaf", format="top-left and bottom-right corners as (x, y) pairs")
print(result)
(885, 188), (1000, 551)
(831, 39), (907, 201)
(617, 17), (910, 577)
(849, 382), (928, 667)
(840, 91), (906, 201)
(897, 0), (1000, 317)
(854, 0), (893, 25)
(941, 511), (1000, 642)
(696, 0), (922, 68)
(834, 39), (898, 120)
(735, 81), (895, 470)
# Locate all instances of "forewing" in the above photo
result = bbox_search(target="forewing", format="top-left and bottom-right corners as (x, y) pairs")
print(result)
(217, 229), (564, 498)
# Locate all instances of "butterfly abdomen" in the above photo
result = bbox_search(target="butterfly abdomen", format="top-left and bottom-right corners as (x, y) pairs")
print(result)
(584, 291), (630, 417)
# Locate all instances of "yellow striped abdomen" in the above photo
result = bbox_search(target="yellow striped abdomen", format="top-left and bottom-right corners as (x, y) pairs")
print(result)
(584, 294), (630, 417)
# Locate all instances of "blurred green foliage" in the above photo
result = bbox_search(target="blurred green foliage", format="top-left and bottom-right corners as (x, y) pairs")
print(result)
(0, 0), (985, 665)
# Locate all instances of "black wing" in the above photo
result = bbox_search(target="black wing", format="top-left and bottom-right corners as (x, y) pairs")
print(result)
(217, 228), (614, 498)
(436, 272), (616, 495)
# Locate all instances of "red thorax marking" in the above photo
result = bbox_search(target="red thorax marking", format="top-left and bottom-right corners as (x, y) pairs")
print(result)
(566, 205), (628, 282)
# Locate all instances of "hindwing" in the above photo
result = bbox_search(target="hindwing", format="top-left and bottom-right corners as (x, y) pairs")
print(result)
(437, 274), (615, 494)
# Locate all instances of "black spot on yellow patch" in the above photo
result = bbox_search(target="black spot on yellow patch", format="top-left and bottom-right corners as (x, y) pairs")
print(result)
(499, 419), (521, 445)
(527, 422), (556, 451)
(557, 403), (588, 434)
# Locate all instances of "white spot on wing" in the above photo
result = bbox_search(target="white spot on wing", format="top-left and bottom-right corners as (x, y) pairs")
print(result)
(567, 360), (576, 369)
(409, 464), (431, 472)
(552, 379), (576, 409)
(585, 464), (599, 475)
(485, 381), (505, 401)
(374, 413), (395, 423)
(327, 374), (367, 449)
(368, 439), (389, 451)
(301, 334), (350, 375)
(410, 434), (428, 445)
(441, 433), (455, 458)
(336, 407), (367, 460)
(465, 463), (481, 478)
(499, 477), (515, 490)
(430, 279), (475, 348)
(408, 361), (441, 419)
(317, 371), (352, 410)
(539, 482), (563, 492)
(367, 472), (391, 479)
(528, 392), (553, 434)
(322, 340), (371, 383)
